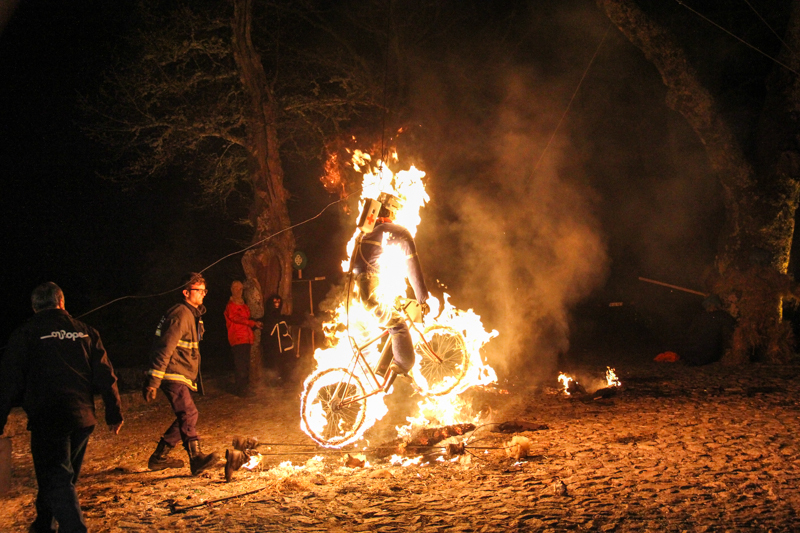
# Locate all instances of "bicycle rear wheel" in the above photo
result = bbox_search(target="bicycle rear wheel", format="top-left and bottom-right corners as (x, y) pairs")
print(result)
(414, 325), (469, 396)
(300, 368), (368, 447)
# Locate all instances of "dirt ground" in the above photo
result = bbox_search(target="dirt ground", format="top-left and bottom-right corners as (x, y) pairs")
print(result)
(2, 357), (800, 532)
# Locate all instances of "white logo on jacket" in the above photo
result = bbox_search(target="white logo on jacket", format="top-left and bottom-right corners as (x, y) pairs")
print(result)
(40, 330), (89, 341)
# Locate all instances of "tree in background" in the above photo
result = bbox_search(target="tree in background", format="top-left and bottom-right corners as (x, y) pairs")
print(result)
(83, 0), (382, 370)
(596, 0), (800, 363)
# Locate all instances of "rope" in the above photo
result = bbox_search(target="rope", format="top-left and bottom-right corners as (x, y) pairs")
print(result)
(528, 22), (612, 181)
(674, 0), (800, 76)
(379, 0), (393, 167)
(73, 190), (360, 320)
(742, 0), (799, 60)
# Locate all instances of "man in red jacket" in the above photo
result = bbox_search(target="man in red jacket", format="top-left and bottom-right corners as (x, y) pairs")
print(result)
(224, 280), (262, 397)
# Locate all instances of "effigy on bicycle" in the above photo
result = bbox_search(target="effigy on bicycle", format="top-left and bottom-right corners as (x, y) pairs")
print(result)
(299, 155), (497, 449)
(300, 297), (470, 447)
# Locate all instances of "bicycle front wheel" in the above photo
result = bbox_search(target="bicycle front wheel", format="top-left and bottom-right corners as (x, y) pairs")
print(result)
(300, 368), (368, 447)
(414, 325), (469, 396)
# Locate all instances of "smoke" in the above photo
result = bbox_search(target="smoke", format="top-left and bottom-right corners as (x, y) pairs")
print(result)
(410, 60), (609, 379)
(395, 0), (726, 375)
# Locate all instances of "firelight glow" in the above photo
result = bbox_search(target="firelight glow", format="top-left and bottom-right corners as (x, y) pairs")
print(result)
(300, 152), (498, 448)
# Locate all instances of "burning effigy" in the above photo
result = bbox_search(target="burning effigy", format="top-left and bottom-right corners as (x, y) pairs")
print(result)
(300, 150), (498, 449)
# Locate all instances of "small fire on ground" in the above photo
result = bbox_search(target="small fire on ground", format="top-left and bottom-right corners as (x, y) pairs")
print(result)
(557, 367), (621, 396)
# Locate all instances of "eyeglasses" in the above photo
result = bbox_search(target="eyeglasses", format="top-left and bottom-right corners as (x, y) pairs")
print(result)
(189, 288), (208, 295)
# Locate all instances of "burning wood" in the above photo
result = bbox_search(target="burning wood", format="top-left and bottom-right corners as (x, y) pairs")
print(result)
(492, 421), (549, 433)
(343, 454), (366, 468)
(558, 367), (622, 400)
(373, 423), (476, 458)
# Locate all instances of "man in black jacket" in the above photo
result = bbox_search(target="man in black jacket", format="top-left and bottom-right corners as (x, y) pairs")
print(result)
(143, 272), (219, 475)
(0, 282), (124, 533)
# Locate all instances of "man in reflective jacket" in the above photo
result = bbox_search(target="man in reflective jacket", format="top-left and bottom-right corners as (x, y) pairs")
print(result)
(143, 272), (219, 475)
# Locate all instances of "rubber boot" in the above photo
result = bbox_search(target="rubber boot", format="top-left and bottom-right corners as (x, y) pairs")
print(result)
(148, 439), (185, 471)
(187, 439), (219, 476)
(224, 449), (249, 482)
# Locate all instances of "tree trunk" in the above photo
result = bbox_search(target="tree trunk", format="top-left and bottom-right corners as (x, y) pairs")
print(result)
(231, 0), (296, 381)
(596, 0), (800, 362)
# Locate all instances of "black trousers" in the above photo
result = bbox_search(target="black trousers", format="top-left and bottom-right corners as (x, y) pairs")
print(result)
(231, 343), (251, 395)
(30, 424), (94, 533)
(160, 381), (199, 448)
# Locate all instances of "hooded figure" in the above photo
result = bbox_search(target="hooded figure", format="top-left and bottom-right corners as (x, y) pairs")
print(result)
(262, 294), (295, 382)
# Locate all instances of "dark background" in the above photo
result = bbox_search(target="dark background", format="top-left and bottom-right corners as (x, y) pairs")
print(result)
(1, 0), (742, 375)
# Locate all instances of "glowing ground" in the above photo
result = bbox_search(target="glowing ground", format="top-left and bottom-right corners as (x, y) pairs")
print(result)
(2, 359), (799, 532)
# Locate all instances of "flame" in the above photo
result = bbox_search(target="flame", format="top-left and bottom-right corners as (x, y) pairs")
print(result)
(557, 373), (573, 394)
(242, 454), (262, 470)
(301, 152), (497, 448)
(605, 367), (620, 387)
(390, 454), (423, 467)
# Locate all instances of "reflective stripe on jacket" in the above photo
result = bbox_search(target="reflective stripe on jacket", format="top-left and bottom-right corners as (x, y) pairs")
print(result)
(146, 302), (205, 391)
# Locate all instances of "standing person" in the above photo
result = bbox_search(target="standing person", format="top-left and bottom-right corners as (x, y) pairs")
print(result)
(352, 192), (430, 377)
(0, 282), (124, 533)
(224, 280), (261, 397)
(262, 294), (296, 385)
(143, 272), (219, 475)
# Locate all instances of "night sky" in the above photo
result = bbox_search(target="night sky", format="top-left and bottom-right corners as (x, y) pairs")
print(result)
(4, 0), (778, 373)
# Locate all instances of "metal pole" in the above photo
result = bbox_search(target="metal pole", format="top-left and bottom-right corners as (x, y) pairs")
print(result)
(308, 279), (314, 351)
(638, 276), (708, 297)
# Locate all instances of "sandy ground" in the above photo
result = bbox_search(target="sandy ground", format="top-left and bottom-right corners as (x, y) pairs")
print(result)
(2, 358), (800, 532)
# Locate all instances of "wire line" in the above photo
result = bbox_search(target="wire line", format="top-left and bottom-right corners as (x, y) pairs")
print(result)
(742, 0), (798, 60)
(75, 190), (360, 319)
(527, 22), (612, 181)
(675, 0), (800, 76)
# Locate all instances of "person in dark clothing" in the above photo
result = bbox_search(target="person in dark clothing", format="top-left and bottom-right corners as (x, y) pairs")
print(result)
(0, 282), (124, 533)
(224, 280), (262, 397)
(682, 295), (737, 366)
(143, 272), (219, 475)
(261, 294), (296, 384)
(351, 192), (430, 376)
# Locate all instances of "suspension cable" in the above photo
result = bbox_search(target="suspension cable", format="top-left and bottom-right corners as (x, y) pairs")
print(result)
(74, 190), (360, 320)
(674, 0), (800, 76)
(527, 22), (612, 181)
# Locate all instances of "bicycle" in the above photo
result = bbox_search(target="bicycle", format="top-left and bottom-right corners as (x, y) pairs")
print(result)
(300, 298), (470, 447)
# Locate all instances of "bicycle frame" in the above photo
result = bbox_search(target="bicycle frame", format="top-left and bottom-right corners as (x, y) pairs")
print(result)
(332, 301), (443, 409)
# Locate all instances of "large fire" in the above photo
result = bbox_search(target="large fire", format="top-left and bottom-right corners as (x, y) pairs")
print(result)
(300, 151), (498, 448)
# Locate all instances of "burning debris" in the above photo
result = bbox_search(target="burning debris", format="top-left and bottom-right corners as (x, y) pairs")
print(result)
(558, 374), (587, 395)
(504, 436), (532, 460)
(557, 367), (622, 400)
(373, 423), (477, 459)
(224, 435), (262, 482)
(491, 421), (549, 433)
(343, 454), (367, 468)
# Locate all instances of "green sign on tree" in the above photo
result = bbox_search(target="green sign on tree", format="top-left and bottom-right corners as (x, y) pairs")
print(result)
(292, 250), (308, 270)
